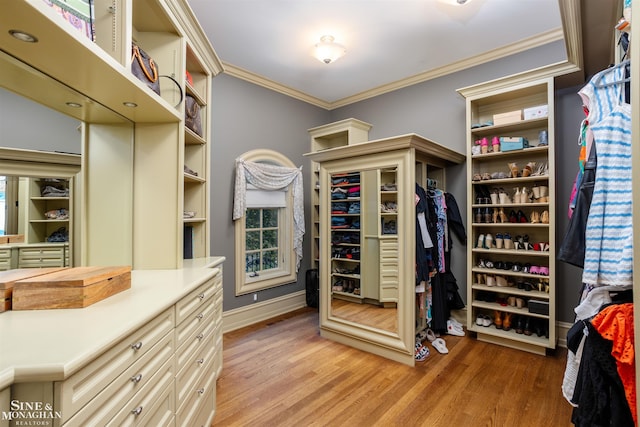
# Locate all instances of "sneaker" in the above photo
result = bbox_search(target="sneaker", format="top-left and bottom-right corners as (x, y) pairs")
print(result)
(446, 320), (465, 336)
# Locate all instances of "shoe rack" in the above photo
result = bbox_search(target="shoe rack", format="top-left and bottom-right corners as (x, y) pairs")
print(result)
(458, 74), (556, 355)
(21, 177), (71, 245)
(330, 171), (362, 302)
(308, 119), (372, 271)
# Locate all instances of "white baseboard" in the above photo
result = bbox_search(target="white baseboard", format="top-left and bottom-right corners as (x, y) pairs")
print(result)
(222, 290), (308, 333)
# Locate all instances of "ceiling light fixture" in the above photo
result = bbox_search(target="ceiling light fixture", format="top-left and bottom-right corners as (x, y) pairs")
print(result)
(65, 102), (82, 108)
(123, 101), (138, 108)
(437, 0), (474, 5)
(8, 30), (38, 43)
(313, 35), (346, 64)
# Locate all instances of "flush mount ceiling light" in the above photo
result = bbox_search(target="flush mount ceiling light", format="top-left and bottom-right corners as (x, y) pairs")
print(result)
(123, 101), (138, 108)
(313, 35), (346, 64)
(438, 0), (474, 5)
(65, 102), (82, 108)
(8, 30), (38, 43)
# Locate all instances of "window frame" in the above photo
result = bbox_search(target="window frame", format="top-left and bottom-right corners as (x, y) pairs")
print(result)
(234, 149), (297, 296)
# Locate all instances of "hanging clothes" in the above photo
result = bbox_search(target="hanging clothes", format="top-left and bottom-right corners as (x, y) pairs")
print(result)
(578, 63), (633, 288)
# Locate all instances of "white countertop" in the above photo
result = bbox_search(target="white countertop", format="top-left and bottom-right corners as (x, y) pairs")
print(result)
(0, 257), (225, 389)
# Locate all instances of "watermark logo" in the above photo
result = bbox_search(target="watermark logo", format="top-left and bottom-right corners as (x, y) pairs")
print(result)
(1, 399), (62, 425)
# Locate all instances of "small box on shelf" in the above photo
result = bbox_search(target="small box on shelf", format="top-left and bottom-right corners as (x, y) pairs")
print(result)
(499, 137), (529, 152)
(528, 299), (549, 315)
(523, 105), (548, 120)
(493, 110), (522, 125)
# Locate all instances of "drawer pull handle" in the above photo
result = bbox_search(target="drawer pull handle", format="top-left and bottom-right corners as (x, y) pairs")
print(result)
(198, 293), (205, 300)
(131, 374), (143, 383)
(131, 406), (143, 416)
(197, 388), (205, 395)
(196, 333), (204, 340)
(131, 341), (143, 351)
(197, 358), (205, 365)
(196, 313), (204, 320)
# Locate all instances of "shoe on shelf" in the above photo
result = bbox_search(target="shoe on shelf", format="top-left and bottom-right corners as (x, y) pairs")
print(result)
(508, 162), (519, 178)
(530, 211), (540, 224)
(503, 233), (514, 250)
(485, 234), (494, 249)
(541, 210), (550, 224)
(493, 311), (503, 329)
(522, 162), (536, 177)
(495, 233), (504, 249)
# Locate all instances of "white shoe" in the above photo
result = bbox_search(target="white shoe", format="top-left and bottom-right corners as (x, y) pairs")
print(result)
(446, 320), (465, 336)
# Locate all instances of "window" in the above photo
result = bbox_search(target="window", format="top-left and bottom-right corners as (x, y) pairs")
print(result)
(245, 207), (281, 276)
(234, 149), (303, 295)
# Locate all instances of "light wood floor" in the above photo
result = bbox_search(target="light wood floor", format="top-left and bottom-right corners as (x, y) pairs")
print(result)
(213, 307), (574, 427)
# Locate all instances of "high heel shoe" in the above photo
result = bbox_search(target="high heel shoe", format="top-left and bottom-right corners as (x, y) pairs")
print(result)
(513, 187), (521, 204)
(509, 210), (518, 223)
(530, 211), (540, 224)
(476, 234), (485, 248)
(498, 208), (507, 223)
(490, 188), (499, 205)
(475, 273), (486, 285)
(498, 188), (511, 204)
(517, 210), (528, 223)
(508, 162), (519, 178)
(484, 233), (494, 249)
(522, 162), (536, 177)
(541, 210), (550, 224)
(483, 206), (493, 224)
(520, 187), (530, 203)
(503, 233), (514, 250)
(495, 233), (504, 249)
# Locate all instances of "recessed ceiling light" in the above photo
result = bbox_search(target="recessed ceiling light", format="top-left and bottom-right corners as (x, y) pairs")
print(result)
(8, 30), (38, 43)
(123, 102), (138, 108)
(65, 102), (82, 108)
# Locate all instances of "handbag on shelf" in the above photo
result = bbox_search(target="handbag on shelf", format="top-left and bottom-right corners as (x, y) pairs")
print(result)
(131, 42), (160, 95)
(185, 94), (203, 136)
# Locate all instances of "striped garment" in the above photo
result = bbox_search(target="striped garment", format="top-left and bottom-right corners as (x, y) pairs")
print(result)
(580, 64), (633, 286)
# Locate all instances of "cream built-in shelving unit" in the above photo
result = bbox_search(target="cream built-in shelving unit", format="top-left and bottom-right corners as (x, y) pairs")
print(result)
(1, 1), (224, 425)
(458, 74), (557, 355)
(308, 119), (372, 271)
(2, 0), (222, 269)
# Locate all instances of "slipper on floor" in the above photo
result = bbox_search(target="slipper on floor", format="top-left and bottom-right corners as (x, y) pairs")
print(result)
(431, 338), (449, 354)
(416, 329), (428, 343)
(426, 328), (437, 343)
(415, 343), (430, 362)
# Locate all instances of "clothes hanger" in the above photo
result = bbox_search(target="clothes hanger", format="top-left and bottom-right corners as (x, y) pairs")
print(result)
(593, 59), (631, 88)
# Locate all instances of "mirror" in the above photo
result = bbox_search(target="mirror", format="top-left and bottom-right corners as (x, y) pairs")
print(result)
(318, 148), (415, 366)
(0, 49), (132, 269)
(329, 167), (398, 334)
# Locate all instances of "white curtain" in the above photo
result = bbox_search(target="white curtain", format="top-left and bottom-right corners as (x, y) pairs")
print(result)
(233, 158), (304, 271)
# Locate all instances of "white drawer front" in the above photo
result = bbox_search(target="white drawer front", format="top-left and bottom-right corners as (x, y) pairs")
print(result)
(175, 335), (215, 412)
(175, 309), (216, 373)
(176, 357), (216, 427)
(0, 248), (11, 258)
(107, 356), (175, 427)
(174, 295), (214, 350)
(63, 331), (175, 427)
(56, 308), (175, 422)
(175, 279), (216, 326)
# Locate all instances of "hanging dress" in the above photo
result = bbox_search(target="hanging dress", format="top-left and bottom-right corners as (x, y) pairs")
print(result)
(580, 64), (633, 288)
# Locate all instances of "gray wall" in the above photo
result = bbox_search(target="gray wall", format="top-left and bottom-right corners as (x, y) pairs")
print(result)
(210, 74), (330, 310)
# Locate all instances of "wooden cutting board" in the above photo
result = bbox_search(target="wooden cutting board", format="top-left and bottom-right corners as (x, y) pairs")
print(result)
(0, 268), (68, 312)
(12, 266), (132, 310)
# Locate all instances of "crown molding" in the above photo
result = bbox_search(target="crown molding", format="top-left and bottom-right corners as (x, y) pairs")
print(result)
(222, 27), (566, 110)
(222, 63), (332, 109)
